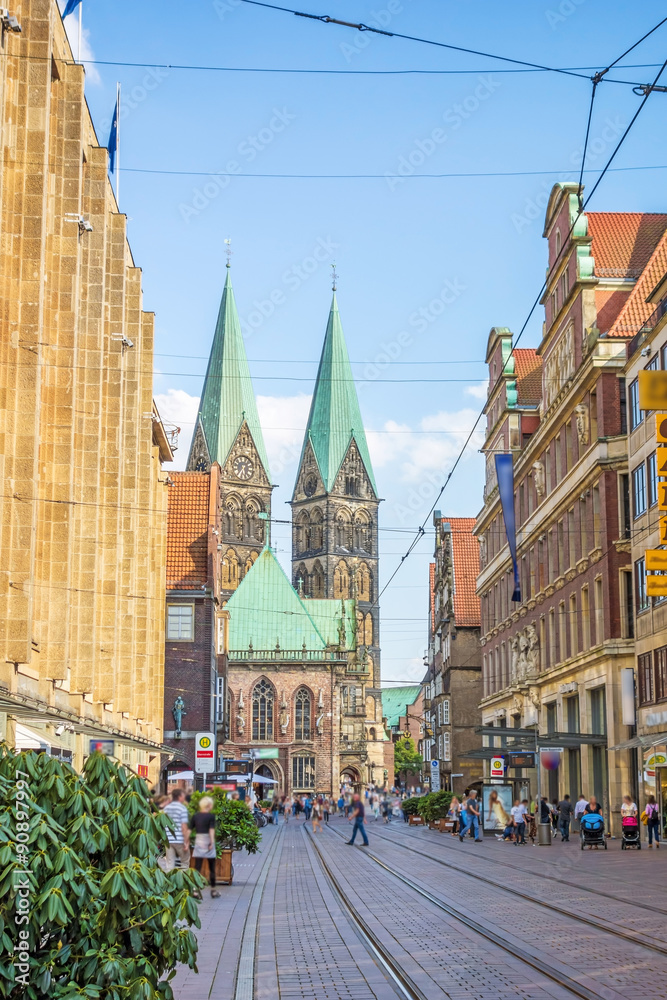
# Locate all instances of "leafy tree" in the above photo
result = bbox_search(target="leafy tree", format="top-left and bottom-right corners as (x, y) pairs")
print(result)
(188, 790), (260, 855)
(0, 745), (203, 1000)
(393, 736), (423, 780)
(417, 791), (454, 823)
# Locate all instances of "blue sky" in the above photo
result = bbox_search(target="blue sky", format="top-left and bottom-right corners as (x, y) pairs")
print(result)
(69, 0), (667, 681)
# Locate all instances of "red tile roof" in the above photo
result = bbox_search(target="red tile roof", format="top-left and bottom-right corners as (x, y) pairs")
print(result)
(607, 227), (667, 337)
(166, 472), (210, 590)
(587, 212), (667, 279)
(513, 348), (542, 404)
(442, 517), (480, 627)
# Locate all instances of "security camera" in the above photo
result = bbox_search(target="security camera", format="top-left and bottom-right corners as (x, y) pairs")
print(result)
(0, 9), (22, 31)
(641, 347), (651, 357)
(54, 724), (65, 736)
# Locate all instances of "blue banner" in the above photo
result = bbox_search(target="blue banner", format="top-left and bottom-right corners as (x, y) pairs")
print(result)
(62, 0), (82, 17)
(495, 453), (521, 602)
(107, 94), (119, 174)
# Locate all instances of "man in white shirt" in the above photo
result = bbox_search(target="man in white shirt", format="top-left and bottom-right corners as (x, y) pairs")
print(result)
(163, 788), (191, 870)
(511, 799), (527, 845)
(573, 793), (588, 833)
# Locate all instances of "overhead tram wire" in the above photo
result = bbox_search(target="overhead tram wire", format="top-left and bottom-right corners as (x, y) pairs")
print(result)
(368, 36), (667, 610)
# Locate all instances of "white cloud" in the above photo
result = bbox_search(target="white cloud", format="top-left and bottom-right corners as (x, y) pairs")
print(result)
(256, 393), (311, 479)
(466, 380), (489, 400)
(61, 5), (101, 85)
(368, 408), (484, 483)
(154, 389), (199, 470)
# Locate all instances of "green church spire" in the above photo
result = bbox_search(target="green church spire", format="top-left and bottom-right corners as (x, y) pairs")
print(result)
(300, 292), (376, 494)
(190, 267), (270, 477)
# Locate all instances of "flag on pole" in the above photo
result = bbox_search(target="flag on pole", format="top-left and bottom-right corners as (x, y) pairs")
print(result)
(495, 453), (521, 602)
(62, 0), (82, 17)
(107, 88), (119, 174)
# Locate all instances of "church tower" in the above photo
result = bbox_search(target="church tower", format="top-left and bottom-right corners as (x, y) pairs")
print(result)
(188, 265), (272, 598)
(291, 291), (381, 692)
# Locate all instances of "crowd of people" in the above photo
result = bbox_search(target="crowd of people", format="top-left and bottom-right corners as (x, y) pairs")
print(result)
(262, 788), (409, 827)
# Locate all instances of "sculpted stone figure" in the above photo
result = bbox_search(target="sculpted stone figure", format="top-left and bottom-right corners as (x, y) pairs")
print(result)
(237, 689), (245, 735)
(172, 696), (186, 734)
(510, 635), (521, 683)
(532, 461), (545, 497)
(279, 693), (289, 735)
(575, 403), (589, 446)
(478, 534), (487, 566)
(525, 623), (540, 676)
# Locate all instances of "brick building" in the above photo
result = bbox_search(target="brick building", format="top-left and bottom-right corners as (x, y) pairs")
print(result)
(381, 686), (423, 790)
(0, 0), (173, 781)
(617, 234), (667, 813)
(475, 183), (667, 828)
(423, 516), (482, 797)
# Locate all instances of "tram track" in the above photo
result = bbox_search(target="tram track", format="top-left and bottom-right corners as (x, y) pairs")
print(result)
(378, 820), (667, 917)
(362, 822), (667, 956)
(308, 825), (615, 1000)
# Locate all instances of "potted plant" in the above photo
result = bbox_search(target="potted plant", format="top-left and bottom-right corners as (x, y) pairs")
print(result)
(400, 796), (423, 824)
(417, 790), (454, 830)
(189, 789), (260, 884)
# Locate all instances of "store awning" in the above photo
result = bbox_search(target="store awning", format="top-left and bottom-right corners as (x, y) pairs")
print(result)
(0, 685), (175, 755)
(13, 723), (72, 754)
(475, 726), (607, 748)
(252, 774), (277, 784)
(167, 770), (194, 781)
(608, 732), (667, 752)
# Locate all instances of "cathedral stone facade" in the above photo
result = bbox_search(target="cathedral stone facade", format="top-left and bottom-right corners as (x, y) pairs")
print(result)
(166, 269), (392, 794)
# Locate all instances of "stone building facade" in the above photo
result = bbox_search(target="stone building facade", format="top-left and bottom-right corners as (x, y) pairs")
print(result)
(475, 183), (667, 829)
(423, 516), (482, 797)
(0, 0), (174, 780)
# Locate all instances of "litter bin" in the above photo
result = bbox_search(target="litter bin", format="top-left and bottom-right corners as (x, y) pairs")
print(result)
(537, 822), (552, 846)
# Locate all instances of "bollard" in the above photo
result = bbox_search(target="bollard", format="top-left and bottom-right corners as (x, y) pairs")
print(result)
(537, 822), (552, 846)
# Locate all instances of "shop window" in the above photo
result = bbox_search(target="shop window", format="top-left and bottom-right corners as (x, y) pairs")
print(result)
(292, 755), (315, 789)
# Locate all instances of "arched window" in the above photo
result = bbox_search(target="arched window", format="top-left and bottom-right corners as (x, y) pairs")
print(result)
(296, 510), (310, 552)
(357, 562), (371, 602)
(354, 509), (371, 551)
(356, 610), (364, 644)
(292, 754), (315, 790)
(310, 508), (323, 550)
(556, 228), (562, 255)
(294, 563), (309, 597)
(252, 679), (274, 741)
(364, 612), (373, 646)
(222, 549), (239, 590)
(333, 560), (349, 599)
(244, 550), (259, 577)
(335, 510), (352, 549)
(311, 561), (325, 598)
(369, 727), (377, 741)
(225, 497), (242, 539)
(294, 687), (311, 740)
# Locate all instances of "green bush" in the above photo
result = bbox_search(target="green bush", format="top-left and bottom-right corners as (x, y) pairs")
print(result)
(417, 790), (454, 822)
(399, 797), (422, 816)
(0, 745), (203, 1000)
(189, 789), (260, 855)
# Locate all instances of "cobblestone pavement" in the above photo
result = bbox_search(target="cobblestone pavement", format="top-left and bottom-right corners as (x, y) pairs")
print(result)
(172, 814), (667, 999)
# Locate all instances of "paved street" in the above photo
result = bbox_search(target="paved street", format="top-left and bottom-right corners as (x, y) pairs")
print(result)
(173, 816), (667, 1000)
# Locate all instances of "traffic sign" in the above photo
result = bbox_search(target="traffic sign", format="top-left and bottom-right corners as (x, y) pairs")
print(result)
(430, 759), (440, 792)
(194, 732), (216, 774)
(490, 756), (504, 778)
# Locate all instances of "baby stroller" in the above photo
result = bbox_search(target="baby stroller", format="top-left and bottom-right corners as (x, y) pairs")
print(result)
(621, 816), (641, 850)
(580, 811), (607, 850)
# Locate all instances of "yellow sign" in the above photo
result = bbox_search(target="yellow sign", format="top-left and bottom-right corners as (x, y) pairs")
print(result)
(646, 550), (667, 571)
(646, 575), (667, 597)
(639, 370), (667, 411)
(658, 482), (667, 511)
(659, 517), (667, 546)
(199, 736), (211, 749)
(658, 449), (667, 476)
(657, 414), (667, 443)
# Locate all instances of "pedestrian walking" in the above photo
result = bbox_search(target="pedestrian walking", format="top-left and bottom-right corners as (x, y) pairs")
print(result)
(381, 796), (390, 823)
(312, 796), (323, 833)
(162, 789), (191, 870)
(271, 795), (280, 826)
(459, 790), (482, 843)
(323, 797), (330, 823)
(573, 793), (587, 834)
(346, 792), (369, 846)
(190, 796), (220, 898)
(511, 798), (527, 845)
(621, 794), (637, 819)
(304, 795), (312, 821)
(557, 794), (574, 842)
(283, 795), (291, 824)
(372, 792), (380, 821)
(337, 793), (344, 816)
(448, 796), (461, 836)
(645, 794), (660, 848)
(550, 798), (560, 838)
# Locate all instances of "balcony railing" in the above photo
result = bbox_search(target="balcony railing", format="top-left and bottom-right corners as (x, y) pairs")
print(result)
(229, 648), (346, 663)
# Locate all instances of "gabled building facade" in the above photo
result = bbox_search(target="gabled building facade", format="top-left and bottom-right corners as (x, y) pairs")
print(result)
(475, 183), (667, 829)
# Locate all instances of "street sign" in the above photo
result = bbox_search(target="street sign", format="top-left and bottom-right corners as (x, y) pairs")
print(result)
(490, 756), (504, 778)
(194, 732), (216, 774)
(638, 370), (667, 410)
(430, 758), (440, 792)
(251, 747), (279, 759)
(508, 751), (535, 768)
(89, 739), (114, 756)
(539, 746), (564, 753)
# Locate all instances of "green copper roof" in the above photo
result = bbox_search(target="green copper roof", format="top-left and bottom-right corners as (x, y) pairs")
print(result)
(226, 547), (355, 653)
(381, 686), (421, 728)
(301, 293), (376, 494)
(197, 269), (270, 476)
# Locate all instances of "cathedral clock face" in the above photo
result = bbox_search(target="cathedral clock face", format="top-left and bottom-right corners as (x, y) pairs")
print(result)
(304, 475), (318, 497)
(233, 455), (254, 481)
